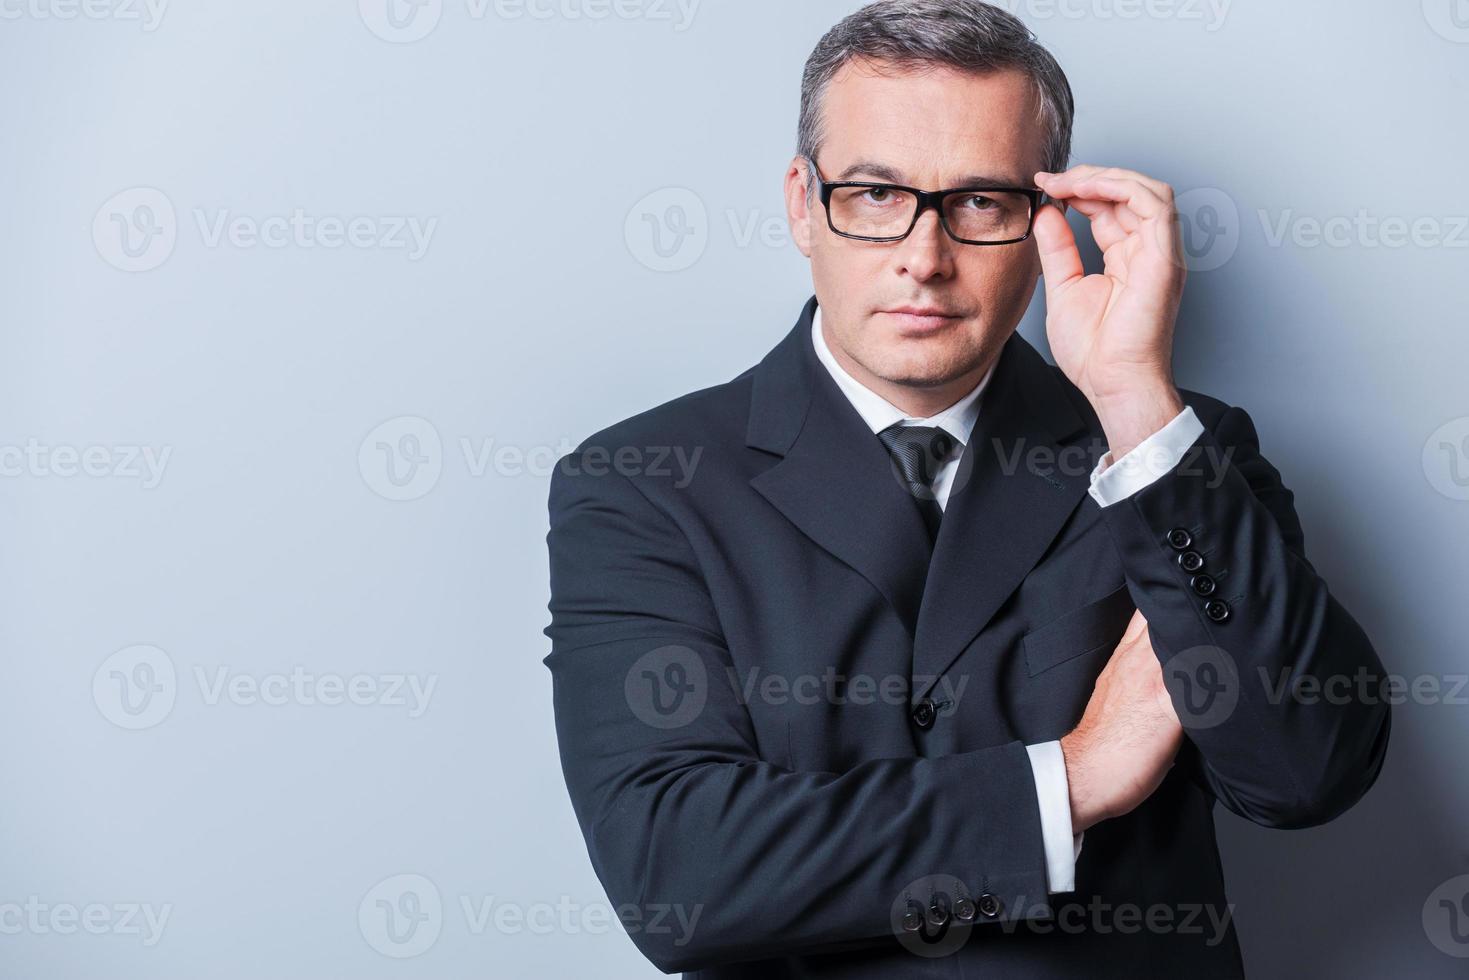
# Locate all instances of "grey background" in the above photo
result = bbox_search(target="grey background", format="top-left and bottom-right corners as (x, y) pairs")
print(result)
(1, 0), (1466, 976)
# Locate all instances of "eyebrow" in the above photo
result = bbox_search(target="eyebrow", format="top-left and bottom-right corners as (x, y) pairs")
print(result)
(832, 160), (1029, 188)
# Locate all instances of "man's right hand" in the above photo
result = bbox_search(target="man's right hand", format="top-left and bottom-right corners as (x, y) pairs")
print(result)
(1061, 608), (1184, 833)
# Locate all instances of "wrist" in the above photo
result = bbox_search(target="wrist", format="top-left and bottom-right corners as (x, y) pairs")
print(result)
(1059, 729), (1104, 834)
(1092, 382), (1184, 462)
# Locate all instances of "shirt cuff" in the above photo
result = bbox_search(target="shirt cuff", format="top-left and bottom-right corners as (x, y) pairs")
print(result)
(1025, 740), (1078, 894)
(1088, 405), (1205, 508)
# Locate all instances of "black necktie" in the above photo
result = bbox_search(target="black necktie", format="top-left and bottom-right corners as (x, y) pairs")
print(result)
(877, 423), (953, 543)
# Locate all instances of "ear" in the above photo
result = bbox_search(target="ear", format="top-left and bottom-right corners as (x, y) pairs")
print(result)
(784, 156), (815, 258)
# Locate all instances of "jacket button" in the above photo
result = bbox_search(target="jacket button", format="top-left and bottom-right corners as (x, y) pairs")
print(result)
(911, 699), (936, 729)
(926, 894), (950, 928)
(1204, 599), (1232, 623)
(1167, 528), (1193, 550)
(1190, 574), (1217, 596)
(977, 893), (1002, 918)
(953, 896), (977, 923)
(900, 903), (923, 932)
(1178, 550), (1205, 573)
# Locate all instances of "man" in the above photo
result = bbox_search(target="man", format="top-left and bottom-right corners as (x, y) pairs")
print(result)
(543, 2), (1390, 976)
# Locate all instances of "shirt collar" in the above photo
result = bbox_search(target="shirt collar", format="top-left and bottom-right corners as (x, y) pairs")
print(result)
(811, 303), (993, 445)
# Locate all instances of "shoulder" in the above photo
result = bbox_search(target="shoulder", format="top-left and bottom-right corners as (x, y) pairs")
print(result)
(547, 366), (759, 516)
(573, 368), (755, 461)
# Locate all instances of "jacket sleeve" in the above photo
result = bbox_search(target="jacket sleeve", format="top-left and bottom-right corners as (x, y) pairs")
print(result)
(1099, 403), (1391, 829)
(543, 451), (1057, 973)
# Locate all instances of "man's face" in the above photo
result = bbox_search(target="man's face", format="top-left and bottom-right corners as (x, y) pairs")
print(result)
(787, 59), (1051, 396)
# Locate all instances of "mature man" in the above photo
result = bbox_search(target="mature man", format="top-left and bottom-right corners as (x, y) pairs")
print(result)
(543, 2), (1389, 976)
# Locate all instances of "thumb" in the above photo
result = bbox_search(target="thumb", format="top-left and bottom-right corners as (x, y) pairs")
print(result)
(1032, 203), (1083, 301)
(1121, 606), (1148, 644)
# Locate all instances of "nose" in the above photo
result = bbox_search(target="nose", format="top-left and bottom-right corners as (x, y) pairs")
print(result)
(893, 205), (955, 283)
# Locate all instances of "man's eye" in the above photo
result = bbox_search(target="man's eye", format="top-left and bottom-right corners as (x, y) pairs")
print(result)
(956, 194), (996, 210)
(864, 188), (896, 203)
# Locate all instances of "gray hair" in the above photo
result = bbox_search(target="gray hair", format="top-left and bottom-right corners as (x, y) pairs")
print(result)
(797, 0), (1074, 196)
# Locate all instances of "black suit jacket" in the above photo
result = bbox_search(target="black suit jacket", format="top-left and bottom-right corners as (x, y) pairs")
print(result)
(543, 295), (1390, 978)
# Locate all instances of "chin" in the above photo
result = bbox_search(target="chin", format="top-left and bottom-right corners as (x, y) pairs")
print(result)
(872, 342), (974, 387)
(873, 359), (962, 390)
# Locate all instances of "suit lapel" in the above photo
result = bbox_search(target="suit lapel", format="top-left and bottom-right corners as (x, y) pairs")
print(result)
(912, 331), (1100, 698)
(748, 297), (934, 634)
(746, 297), (1105, 676)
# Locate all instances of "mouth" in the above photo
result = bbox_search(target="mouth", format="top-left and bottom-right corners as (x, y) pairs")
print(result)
(878, 307), (964, 335)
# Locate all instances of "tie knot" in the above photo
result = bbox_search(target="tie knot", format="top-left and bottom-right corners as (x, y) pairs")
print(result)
(877, 424), (953, 500)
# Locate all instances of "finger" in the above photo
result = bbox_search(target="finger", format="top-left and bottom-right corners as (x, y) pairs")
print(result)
(1039, 172), (1169, 222)
(1064, 175), (1169, 223)
(1039, 164), (1172, 204)
(1088, 165), (1173, 202)
(1032, 203), (1084, 297)
(1066, 195), (1139, 233)
(1036, 165), (1119, 198)
(1064, 198), (1133, 253)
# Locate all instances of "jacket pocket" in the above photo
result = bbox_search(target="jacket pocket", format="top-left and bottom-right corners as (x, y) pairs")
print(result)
(1023, 583), (1136, 677)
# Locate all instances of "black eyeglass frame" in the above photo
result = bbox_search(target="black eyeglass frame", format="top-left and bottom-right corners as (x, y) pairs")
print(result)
(805, 155), (1046, 246)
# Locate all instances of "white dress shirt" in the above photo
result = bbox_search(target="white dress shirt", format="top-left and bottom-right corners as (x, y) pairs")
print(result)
(811, 305), (1204, 894)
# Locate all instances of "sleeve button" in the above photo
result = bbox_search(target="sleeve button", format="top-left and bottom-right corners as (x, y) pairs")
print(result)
(1204, 599), (1232, 623)
(1167, 528), (1193, 550)
(977, 893), (1002, 918)
(1190, 574), (1217, 596)
(1178, 551), (1205, 572)
(911, 699), (936, 729)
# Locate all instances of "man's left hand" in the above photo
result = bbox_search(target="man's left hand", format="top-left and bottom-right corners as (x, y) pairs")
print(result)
(1032, 165), (1187, 459)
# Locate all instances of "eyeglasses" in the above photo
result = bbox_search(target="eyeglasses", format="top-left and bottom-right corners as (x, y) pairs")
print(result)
(806, 156), (1043, 246)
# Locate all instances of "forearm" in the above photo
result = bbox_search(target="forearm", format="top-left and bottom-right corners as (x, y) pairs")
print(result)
(1098, 406), (1391, 826)
(549, 639), (1057, 972)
